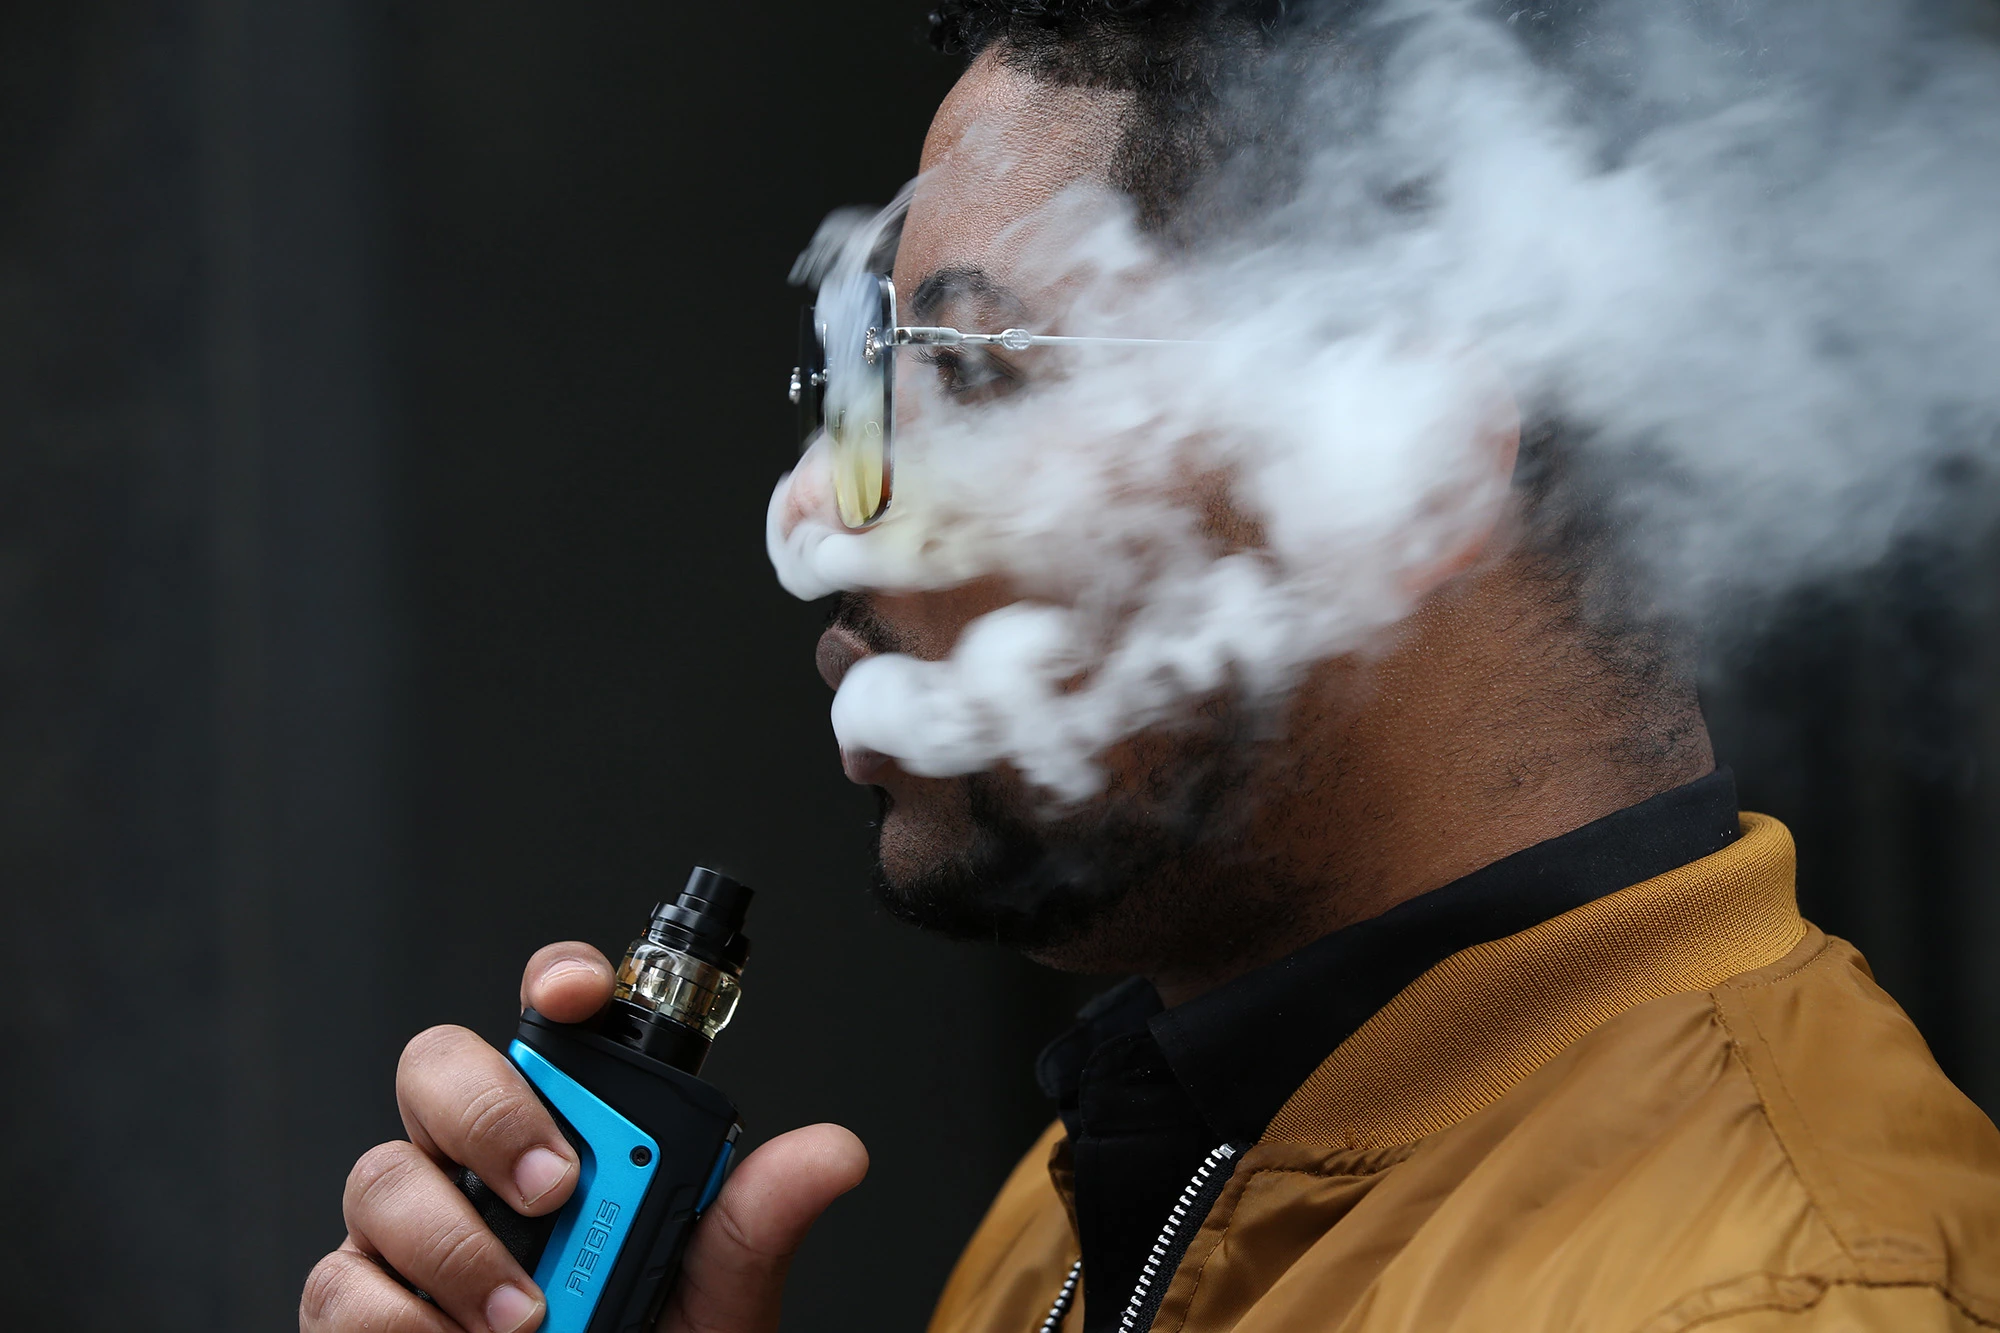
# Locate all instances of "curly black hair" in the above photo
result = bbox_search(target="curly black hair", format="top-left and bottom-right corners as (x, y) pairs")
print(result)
(928, 0), (1293, 60)
(925, 0), (1305, 232)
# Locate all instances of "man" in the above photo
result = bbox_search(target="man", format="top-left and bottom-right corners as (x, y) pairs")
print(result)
(302, 3), (2000, 1332)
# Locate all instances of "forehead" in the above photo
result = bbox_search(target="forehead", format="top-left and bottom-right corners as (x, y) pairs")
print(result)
(892, 50), (1134, 307)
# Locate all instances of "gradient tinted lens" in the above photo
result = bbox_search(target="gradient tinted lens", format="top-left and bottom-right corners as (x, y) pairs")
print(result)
(819, 272), (896, 528)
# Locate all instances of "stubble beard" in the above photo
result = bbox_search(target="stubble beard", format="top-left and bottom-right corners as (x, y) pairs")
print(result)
(864, 712), (1305, 975)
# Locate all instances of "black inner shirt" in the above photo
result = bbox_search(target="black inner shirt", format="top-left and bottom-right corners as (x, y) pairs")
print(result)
(1034, 769), (1742, 1331)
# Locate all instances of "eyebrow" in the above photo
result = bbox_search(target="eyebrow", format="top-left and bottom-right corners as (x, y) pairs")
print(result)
(909, 266), (1030, 327)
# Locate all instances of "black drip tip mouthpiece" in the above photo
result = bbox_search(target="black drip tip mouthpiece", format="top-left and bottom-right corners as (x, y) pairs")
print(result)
(645, 867), (754, 971)
(601, 866), (754, 1074)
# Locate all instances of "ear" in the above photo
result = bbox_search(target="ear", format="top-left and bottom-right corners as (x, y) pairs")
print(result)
(1397, 362), (1522, 597)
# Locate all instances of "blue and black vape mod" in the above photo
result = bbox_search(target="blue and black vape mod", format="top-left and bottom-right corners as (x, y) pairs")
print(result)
(454, 867), (752, 1333)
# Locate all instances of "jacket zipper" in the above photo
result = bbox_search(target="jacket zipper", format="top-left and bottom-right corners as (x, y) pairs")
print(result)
(1038, 1142), (1243, 1333)
(1038, 1259), (1083, 1333)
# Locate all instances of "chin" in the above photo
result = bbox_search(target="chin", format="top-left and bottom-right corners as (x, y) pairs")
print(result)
(871, 778), (977, 896)
(864, 769), (1156, 956)
(856, 713), (1272, 974)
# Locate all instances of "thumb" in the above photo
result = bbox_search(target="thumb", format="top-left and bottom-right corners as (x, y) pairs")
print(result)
(662, 1123), (869, 1333)
(521, 941), (616, 1023)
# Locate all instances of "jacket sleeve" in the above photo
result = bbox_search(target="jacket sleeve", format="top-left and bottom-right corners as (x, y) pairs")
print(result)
(1692, 1282), (1996, 1332)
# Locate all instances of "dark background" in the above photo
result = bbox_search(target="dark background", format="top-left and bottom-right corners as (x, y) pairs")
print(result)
(0, 3), (1993, 1331)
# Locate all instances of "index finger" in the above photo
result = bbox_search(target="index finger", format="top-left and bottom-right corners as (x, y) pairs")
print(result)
(520, 941), (615, 1023)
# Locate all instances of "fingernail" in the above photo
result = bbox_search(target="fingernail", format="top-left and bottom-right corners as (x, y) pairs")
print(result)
(514, 1146), (572, 1207)
(486, 1282), (542, 1333)
(541, 960), (601, 985)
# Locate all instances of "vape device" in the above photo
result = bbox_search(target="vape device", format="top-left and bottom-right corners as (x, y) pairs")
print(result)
(455, 867), (752, 1333)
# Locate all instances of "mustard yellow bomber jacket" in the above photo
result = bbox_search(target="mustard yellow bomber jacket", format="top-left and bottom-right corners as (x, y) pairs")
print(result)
(928, 815), (2000, 1333)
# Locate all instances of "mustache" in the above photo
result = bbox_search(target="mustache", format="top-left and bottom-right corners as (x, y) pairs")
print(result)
(828, 591), (906, 657)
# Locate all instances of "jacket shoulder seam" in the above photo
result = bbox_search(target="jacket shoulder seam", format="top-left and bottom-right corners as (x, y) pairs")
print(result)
(1712, 929), (1834, 992)
(1708, 984), (1866, 1271)
(1712, 968), (1991, 1302)
(1709, 953), (1959, 1284)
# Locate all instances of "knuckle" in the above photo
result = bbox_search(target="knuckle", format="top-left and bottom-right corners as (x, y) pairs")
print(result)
(706, 1194), (786, 1266)
(398, 1024), (475, 1080)
(344, 1140), (423, 1216)
(459, 1077), (542, 1152)
(299, 1251), (358, 1326)
(417, 1216), (497, 1292)
(300, 1248), (449, 1333)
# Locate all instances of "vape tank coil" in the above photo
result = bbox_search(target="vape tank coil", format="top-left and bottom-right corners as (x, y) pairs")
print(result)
(601, 866), (753, 1074)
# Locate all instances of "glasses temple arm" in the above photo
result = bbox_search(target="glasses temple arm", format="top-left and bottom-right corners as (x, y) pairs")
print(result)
(889, 325), (1208, 349)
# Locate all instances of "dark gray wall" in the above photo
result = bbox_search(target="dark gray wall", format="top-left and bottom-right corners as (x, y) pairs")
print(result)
(0, 4), (1085, 1329)
(0, 3), (1992, 1331)
(1707, 544), (2000, 1113)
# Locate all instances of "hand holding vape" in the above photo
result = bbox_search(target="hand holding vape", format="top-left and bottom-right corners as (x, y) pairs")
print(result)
(451, 867), (752, 1333)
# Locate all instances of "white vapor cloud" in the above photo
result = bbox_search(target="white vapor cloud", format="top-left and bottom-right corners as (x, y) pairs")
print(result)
(769, 0), (2000, 800)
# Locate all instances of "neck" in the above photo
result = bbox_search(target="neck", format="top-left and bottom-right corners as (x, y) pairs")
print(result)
(1147, 566), (1714, 1007)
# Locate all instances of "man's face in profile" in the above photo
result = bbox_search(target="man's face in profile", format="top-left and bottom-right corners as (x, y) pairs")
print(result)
(789, 31), (1526, 982)
(808, 54), (1299, 972)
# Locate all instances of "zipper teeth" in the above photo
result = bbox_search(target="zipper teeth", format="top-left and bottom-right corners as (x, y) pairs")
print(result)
(1114, 1142), (1238, 1333)
(1038, 1259), (1083, 1333)
(1036, 1141), (1239, 1333)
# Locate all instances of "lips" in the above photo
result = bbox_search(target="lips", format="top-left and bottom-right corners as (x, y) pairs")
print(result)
(816, 623), (872, 691)
(817, 623), (895, 785)
(841, 746), (891, 784)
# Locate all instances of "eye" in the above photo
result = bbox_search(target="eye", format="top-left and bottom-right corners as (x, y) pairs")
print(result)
(915, 346), (1023, 404)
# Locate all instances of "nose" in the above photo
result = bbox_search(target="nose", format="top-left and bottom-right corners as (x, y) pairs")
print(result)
(775, 436), (839, 540)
